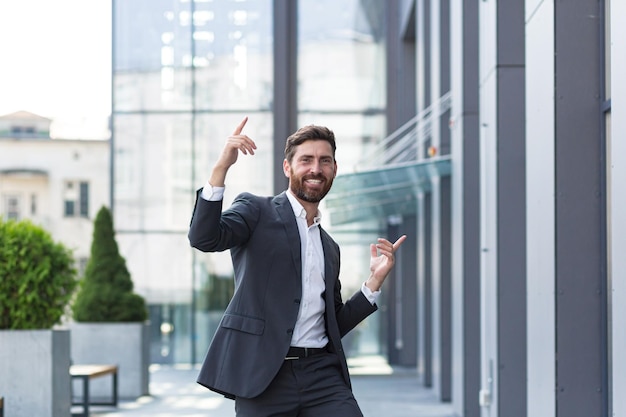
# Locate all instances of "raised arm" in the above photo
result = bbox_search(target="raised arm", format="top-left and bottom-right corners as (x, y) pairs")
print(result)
(209, 116), (257, 186)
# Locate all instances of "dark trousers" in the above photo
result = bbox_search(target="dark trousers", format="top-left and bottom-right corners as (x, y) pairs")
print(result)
(235, 351), (363, 417)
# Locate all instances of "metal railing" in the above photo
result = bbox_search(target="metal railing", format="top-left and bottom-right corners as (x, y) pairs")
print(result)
(354, 91), (451, 170)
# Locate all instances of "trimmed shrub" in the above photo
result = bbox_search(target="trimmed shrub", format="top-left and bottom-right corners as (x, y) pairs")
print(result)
(0, 218), (77, 329)
(72, 206), (147, 322)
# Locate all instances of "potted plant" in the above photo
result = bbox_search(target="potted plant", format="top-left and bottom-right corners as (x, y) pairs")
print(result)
(70, 206), (150, 399)
(0, 217), (77, 417)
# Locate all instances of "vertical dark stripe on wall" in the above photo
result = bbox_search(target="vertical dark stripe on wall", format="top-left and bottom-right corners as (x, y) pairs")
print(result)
(438, 0), (452, 402)
(386, 215), (418, 367)
(496, 2), (527, 417)
(423, 0), (431, 108)
(439, 177), (452, 401)
(423, 192), (433, 387)
(387, 0), (417, 133)
(598, 1), (609, 415)
(462, 0), (481, 415)
(554, 1), (606, 416)
(272, 0), (297, 194)
(401, 215), (418, 366)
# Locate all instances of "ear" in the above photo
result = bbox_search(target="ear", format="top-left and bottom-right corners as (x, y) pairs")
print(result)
(283, 159), (290, 178)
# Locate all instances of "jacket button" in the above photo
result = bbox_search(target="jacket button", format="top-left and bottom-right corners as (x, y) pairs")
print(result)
(294, 299), (301, 304)
(287, 328), (293, 335)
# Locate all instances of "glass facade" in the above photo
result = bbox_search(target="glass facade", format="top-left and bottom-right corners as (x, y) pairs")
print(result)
(298, 0), (387, 357)
(112, 0), (387, 364)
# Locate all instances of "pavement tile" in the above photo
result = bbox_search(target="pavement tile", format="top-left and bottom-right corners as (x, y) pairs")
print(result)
(84, 357), (454, 417)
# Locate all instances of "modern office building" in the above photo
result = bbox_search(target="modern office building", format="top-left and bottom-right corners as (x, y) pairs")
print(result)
(111, 1), (625, 416)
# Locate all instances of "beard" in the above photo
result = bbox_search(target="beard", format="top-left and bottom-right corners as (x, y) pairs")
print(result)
(289, 171), (334, 203)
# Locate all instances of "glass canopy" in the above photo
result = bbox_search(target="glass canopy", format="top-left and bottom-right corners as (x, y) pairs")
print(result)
(325, 155), (452, 225)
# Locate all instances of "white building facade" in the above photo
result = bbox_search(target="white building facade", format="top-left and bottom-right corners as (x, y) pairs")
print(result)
(0, 111), (109, 267)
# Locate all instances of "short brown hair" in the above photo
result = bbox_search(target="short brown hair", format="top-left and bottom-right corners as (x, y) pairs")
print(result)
(284, 125), (336, 163)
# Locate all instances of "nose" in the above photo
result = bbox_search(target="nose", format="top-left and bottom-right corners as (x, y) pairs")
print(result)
(310, 160), (322, 174)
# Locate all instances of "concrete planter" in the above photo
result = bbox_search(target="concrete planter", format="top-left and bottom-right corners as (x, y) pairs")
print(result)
(70, 322), (150, 399)
(0, 329), (71, 417)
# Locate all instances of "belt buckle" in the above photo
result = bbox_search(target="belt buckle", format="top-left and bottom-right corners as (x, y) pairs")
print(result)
(285, 356), (299, 360)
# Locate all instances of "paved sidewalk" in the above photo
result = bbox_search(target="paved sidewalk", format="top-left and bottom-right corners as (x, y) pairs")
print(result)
(86, 356), (454, 417)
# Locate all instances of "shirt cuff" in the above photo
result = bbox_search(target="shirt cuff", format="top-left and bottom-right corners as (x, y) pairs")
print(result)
(200, 182), (225, 201)
(361, 282), (381, 305)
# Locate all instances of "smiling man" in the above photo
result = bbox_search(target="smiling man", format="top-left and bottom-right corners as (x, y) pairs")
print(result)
(188, 117), (406, 417)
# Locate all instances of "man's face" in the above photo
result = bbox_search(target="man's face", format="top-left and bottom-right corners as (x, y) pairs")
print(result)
(283, 140), (337, 204)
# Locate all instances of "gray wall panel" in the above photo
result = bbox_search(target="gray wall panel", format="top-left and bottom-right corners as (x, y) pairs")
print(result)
(424, 191), (433, 387)
(439, 177), (452, 401)
(496, 66), (527, 417)
(554, 2), (605, 415)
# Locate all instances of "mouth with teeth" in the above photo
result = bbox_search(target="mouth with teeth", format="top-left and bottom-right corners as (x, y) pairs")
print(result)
(291, 174), (332, 203)
(304, 177), (324, 188)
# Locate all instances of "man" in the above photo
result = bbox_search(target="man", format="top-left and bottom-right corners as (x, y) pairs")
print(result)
(188, 117), (406, 416)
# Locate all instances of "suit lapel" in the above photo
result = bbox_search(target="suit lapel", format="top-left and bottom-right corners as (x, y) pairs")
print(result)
(320, 227), (339, 290)
(274, 192), (302, 283)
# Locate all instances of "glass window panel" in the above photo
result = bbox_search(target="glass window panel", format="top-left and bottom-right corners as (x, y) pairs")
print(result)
(113, 113), (194, 231)
(193, 112), (273, 204)
(30, 194), (37, 216)
(192, 0), (273, 110)
(64, 200), (75, 217)
(297, 0), (387, 357)
(5, 195), (21, 220)
(114, 0), (193, 111)
(298, 0), (386, 112)
(605, 0), (611, 100)
(79, 182), (89, 218)
(116, 231), (193, 364)
(297, 112), (386, 171)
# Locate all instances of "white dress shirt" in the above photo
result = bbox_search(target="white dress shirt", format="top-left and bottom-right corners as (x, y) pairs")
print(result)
(200, 182), (380, 348)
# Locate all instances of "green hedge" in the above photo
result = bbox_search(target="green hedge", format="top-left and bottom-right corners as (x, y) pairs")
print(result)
(0, 218), (77, 329)
(72, 206), (147, 322)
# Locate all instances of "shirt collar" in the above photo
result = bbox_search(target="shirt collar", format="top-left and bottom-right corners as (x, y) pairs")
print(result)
(286, 190), (322, 225)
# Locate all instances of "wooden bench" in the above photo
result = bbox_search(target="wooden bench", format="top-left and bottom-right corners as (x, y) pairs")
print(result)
(70, 364), (118, 417)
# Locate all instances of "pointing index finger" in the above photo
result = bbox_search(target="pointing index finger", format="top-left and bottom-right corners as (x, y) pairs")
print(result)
(233, 116), (248, 136)
(392, 235), (407, 250)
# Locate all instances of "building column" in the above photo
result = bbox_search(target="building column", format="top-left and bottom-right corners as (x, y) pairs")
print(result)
(272, 0), (297, 194)
(554, 2), (606, 416)
(450, 0), (481, 415)
(478, 1), (526, 417)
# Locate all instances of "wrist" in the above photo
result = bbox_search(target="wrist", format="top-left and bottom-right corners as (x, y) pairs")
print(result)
(365, 277), (382, 292)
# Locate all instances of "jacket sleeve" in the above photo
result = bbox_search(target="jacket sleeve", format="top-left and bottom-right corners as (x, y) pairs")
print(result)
(334, 279), (378, 338)
(188, 190), (260, 252)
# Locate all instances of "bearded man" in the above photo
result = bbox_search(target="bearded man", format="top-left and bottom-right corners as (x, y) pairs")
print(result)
(188, 117), (406, 417)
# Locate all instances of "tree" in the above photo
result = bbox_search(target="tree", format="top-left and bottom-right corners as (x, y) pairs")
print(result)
(0, 218), (77, 329)
(72, 206), (147, 322)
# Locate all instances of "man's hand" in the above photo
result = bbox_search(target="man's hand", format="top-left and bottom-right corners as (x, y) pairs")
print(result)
(210, 117), (257, 186)
(365, 234), (407, 292)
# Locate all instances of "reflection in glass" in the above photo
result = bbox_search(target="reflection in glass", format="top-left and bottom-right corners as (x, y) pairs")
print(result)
(298, 0), (387, 357)
(113, 0), (274, 364)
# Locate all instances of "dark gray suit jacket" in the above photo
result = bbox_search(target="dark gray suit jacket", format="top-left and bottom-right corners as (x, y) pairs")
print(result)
(188, 190), (377, 399)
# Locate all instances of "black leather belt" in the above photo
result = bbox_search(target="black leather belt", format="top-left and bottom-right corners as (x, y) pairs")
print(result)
(285, 345), (328, 360)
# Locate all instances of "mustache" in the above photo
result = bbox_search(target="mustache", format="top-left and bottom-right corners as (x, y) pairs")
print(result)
(303, 174), (326, 181)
